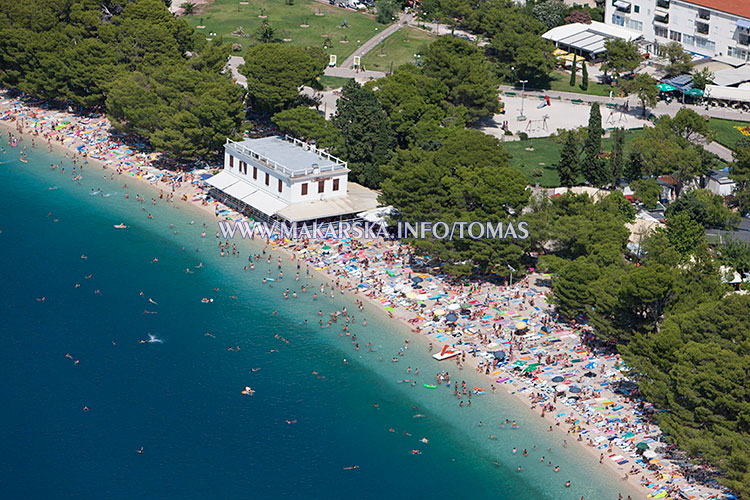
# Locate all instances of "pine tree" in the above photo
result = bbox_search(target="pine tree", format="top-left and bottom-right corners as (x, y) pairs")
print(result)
(557, 132), (579, 187)
(610, 127), (625, 180)
(582, 102), (610, 186)
(580, 60), (588, 91)
(570, 54), (577, 87)
(624, 150), (644, 182)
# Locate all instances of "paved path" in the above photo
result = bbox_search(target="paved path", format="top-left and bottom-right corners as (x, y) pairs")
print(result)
(339, 12), (412, 69)
(227, 56), (247, 88)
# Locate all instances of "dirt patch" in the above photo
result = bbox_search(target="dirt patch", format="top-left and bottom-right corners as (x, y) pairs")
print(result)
(171, 0), (214, 17)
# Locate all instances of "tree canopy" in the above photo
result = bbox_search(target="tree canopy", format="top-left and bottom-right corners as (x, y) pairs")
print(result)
(240, 43), (327, 113)
(0, 0), (246, 160)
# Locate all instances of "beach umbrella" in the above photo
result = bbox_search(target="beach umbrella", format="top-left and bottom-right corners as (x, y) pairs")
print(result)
(636, 442), (650, 451)
(406, 292), (417, 299)
(643, 450), (658, 459)
(446, 312), (458, 322)
(434, 309), (446, 316)
(460, 302), (472, 309)
(551, 376), (565, 383)
(411, 276), (424, 283)
(447, 303), (461, 311)
(493, 351), (506, 361)
(555, 384), (569, 393)
(682, 88), (703, 97)
(584, 371), (597, 378)
(569, 386), (582, 393)
(515, 321), (528, 330)
(657, 83), (677, 92)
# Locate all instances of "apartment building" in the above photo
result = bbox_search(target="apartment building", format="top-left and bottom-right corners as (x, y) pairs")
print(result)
(605, 0), (750, 60)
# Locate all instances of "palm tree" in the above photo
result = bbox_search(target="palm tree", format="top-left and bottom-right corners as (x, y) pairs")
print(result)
(180, 2), (195, 15)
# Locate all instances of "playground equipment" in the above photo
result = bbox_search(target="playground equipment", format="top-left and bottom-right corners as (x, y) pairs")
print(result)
(525, 114), (550, 132)
(536, 96), (552, 109)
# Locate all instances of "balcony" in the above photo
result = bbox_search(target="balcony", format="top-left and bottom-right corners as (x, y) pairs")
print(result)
(698, 9), (710, 20)
(696, 22), (709, 35)
(654, 13), (669, 24)
(739, 36), (750, 46)
(614, 0), (631, 13)
(656, 0), (669, 8)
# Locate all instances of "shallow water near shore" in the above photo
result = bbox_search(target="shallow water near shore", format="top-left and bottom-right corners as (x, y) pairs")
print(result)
(0, 145), (637, 500)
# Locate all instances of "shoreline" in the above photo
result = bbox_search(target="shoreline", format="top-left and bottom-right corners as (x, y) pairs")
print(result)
(0, 92), (724, 500)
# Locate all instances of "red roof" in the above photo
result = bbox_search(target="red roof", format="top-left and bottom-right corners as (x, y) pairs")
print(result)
(685, 0), (750, 19)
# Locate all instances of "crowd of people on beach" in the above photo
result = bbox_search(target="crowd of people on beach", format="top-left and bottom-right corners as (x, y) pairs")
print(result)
(1, 88), (731, 500)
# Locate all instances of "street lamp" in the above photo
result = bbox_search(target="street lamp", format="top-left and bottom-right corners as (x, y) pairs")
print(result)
(518, 79), (528, 121)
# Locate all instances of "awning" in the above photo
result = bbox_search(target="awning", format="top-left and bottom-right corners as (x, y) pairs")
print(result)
(205, 170), (240, 190)
(244, 189), (289, 216)
(738, 19), (750, 30)
(614, 0), (630, 8)
(224, 180), (257, 201)
(654, 7), (669, 15)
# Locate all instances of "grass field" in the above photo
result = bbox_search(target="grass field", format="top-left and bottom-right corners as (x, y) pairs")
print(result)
(318, 74), (352, 89)
(184, 0), (385, 61)
(708, 118), (750, 151)
(500, 129), (643, 187)
(545, 70), (614, 97)
(360, 26), (435, 72)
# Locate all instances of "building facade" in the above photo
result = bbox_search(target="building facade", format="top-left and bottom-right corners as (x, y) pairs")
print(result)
(206, 135), (379, 223)
(605, 0), (750, 59)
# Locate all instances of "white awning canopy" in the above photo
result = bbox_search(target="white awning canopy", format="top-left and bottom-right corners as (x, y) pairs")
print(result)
(705, 84), (750, 103)
(224, 180), (257, 201)
(244, 190), (289, 216)
(614, 0), (631, 8)
(205, 170), (239, 190)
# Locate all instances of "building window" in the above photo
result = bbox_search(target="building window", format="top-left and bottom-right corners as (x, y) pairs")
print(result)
(695, 37), (715, 52)
(697, 8), (710, 20)
(654, 25), (668, 38)
(253, 166), (257, 179)
(683, 34), (694, 46)
(265, 172), (269, 186)
(634, 5), (639, 12)
(696, 21), (709, 35)
(612, 14), (624, 26)
(626, 19), (643, 31)
(229, 155), (234, 168)
(278, 179), (283, 193)
(669, 30), (681, 42)
(301, 183), (308, 196)
(333, 178), (340, 191)
(318, 180), (325, 193)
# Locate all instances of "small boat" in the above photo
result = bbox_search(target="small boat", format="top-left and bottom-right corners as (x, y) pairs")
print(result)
(432, 345), (461, 361)
(241, 386), (255, 396)
(201, 298), (213, 304)
(19, 157), (28, 163)
(424, 384), (437, 389)
(410, 449), (422, 455)
(113, 223), (127, 229)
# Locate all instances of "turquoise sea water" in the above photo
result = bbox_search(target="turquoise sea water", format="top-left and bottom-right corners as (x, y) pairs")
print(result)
(0, 143), (636, 500)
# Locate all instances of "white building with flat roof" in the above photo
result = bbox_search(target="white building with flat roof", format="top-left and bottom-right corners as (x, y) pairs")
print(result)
(206, 135), (379, 223)
(605, 0), (750, 59)
(542, 20), (642, 58)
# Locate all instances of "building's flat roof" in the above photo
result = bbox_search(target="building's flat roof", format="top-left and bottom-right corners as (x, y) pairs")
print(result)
(276, 183), (380, 222)
(683, 0), (750, 19)
(713, 65), (750, 87)
(225, 136), (348, 179)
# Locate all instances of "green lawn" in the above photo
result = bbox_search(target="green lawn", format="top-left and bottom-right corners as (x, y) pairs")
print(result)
(708, 118), (750, 151)
(318, 74), (352, 90)
(360, 26), (436, 72)
(500, 129), (643, 187)
(184, 0), (386, 61)
(545, 70), (615, 97)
